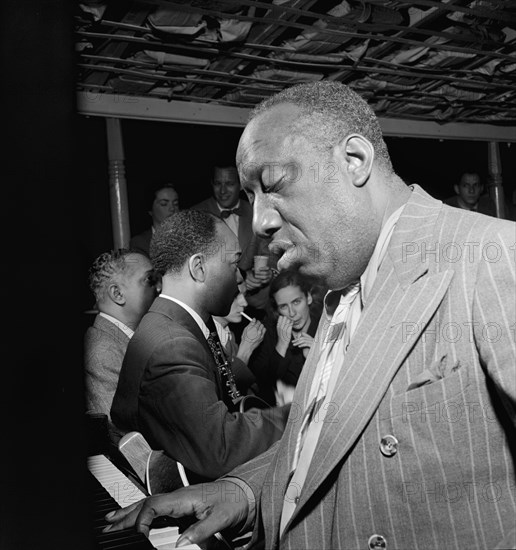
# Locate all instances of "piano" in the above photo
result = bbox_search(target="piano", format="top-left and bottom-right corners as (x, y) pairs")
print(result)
(88, 454), (201, 549)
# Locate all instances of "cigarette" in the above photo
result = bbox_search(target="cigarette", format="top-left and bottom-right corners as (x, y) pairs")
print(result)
(241, 312), (254, 322)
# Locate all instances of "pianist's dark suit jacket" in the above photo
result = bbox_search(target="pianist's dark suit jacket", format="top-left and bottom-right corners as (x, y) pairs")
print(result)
(111, 297), (289, 481)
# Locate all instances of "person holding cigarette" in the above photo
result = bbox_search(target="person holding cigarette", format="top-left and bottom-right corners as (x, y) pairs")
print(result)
(213, 273), (266, 395)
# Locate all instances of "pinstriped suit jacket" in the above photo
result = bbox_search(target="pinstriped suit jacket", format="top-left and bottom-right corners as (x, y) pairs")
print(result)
(229, 185), (516, 550)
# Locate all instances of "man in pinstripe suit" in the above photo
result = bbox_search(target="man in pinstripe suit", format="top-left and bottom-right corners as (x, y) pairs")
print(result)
(105, 82), (516, 549)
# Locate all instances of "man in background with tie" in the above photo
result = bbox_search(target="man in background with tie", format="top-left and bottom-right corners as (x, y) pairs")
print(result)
(105, 83), (516, 549)
(111, 209), (289, 483)
(192, 165), (274, 315)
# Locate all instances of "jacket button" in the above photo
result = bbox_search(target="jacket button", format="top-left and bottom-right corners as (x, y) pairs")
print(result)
(368, 534), (387, 548)
(379, 434), (399, 457)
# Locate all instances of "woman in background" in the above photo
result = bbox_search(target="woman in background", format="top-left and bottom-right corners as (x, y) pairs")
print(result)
(213, 272), (266, 395)
(249, 269), (323, 405)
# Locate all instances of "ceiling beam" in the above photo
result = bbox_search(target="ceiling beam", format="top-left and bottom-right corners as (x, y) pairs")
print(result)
(77, 91), (516, 142)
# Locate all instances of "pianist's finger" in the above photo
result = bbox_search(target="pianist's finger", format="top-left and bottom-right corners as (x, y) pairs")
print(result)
(175, 511), (237, 549)
(104, 491), (196, 538)
(103, 500), (145, 533)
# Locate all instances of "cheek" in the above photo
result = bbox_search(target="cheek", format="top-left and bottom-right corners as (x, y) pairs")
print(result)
(156, 207), (167, 220)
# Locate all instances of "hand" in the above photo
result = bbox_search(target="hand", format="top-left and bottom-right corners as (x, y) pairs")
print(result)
(244, 267), (271, 291)
(103, 481), (250, 546)
(240, 319), (266, 354)
(276, 316), (293, 351)
(275, 380), (295, 406)
(291, 332), (314, 350)
(253, 266), (272, 285)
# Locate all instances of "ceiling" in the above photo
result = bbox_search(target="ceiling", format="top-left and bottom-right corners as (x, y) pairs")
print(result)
(75, 0), (516, 134)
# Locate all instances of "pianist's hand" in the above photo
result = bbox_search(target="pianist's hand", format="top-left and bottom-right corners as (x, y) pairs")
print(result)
(103, 480), (250, 547)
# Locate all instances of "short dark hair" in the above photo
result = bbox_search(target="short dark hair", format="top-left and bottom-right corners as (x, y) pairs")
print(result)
(88, 248), (134, 302)
(150, 209), (224, 275)
(459, 170), (481, 181)
(250, 81), (392, 171)
(269, 269), (314, 306)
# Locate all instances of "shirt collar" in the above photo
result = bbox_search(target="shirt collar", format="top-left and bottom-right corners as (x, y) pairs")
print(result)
(159, 294), (210, 339)
(360, 203), (405, 305)
(98, 312), (134, 339)
(213, 318), (231, 347)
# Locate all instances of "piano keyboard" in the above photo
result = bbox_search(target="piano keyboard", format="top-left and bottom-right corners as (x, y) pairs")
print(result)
(88, 454), (200, 549)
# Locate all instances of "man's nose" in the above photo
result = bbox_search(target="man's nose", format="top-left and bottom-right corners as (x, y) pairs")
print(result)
(253, 198), (281, 239)
(287, 305), (295, 317)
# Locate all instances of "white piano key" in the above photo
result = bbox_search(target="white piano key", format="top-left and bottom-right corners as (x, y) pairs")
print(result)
(88, 454), (200, 549)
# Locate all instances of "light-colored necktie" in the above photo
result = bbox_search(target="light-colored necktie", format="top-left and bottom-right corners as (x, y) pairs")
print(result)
(281, 282), (361, 534)
(291, 282), (361, 471)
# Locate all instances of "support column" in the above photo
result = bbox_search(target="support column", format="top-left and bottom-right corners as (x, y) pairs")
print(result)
(487, 141), (505, 219)
(106, 117), (130, 248)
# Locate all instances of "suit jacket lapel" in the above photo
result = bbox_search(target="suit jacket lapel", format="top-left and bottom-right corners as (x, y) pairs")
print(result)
(279, 185), (455, 530)
(296, 265), (453, 515)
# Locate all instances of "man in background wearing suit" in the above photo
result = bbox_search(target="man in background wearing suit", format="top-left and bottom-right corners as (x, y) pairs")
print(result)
(192, 165), (274, 315)
(129, 183), (180, 256)
(105, 82), (516, 549)
(84, 249), (158, 444)
(111, 209), (289, 482)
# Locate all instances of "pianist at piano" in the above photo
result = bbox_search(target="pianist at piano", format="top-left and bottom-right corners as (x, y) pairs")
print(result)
(111, 210), (289, 482)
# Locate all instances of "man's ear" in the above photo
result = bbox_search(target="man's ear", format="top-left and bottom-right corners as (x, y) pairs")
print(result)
(108, 283), (125, 305)
(307, 292), (313, 306)
(188, 253), (207, 282)
(454, 184), (460, 196)
(334, 134), (374, 188)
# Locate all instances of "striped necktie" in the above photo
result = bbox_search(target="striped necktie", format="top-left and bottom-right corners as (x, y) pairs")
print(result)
(291, 282), (361, 472)
(280, 282), (361, 535)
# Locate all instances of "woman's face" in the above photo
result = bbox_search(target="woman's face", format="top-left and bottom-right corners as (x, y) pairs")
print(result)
(274, 284), (312, 331)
